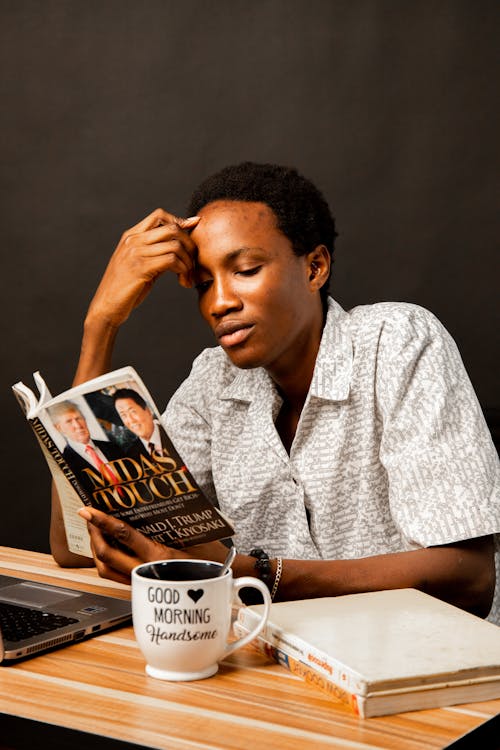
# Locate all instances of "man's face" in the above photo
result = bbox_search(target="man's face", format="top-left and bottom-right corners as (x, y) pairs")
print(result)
(56, 409), (90, 444)
(191, 200), (319, 375)
(115, 398), (155, 441)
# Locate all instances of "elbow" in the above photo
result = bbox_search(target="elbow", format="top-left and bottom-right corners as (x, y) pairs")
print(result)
(428, 536), (496, 619)
(457, 539), (496, 619)
(50, 540), (95, 569)
(467, 561), (496, 619)
(51, 550), (77, 568)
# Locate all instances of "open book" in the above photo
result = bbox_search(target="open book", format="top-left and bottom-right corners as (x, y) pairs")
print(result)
(13, 366), (234, 557)
(236, 588), (500, 717)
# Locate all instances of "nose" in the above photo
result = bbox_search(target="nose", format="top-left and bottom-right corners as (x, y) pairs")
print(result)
(208, 277), (242, 319)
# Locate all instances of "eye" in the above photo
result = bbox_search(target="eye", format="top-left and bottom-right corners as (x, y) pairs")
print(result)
(236, 266), (262, 277)
(194, 279), (212, 294)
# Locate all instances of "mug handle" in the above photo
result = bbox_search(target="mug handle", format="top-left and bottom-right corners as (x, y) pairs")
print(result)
(224, 576), (271, 657)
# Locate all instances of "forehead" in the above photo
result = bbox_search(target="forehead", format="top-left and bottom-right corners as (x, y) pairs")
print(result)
(115, 398), (145, 412)
(60, 409), (82, 420)
(192, 200), (291, 263)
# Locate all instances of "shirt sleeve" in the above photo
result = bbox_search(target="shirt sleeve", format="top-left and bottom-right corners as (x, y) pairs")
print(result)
(376, 305), (500, 547)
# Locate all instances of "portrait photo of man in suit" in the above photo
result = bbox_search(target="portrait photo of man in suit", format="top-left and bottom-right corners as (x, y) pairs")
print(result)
(112, 388), (170, 463)
(47, 400), (123, 497)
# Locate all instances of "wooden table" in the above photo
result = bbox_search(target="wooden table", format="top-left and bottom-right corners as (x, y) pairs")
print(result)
(0, 546), (498, 750)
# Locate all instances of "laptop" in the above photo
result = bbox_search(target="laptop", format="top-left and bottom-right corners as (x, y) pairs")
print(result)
(0, 573), (132, 662)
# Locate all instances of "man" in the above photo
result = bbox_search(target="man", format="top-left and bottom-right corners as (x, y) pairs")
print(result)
(50, 162), (499, 623)
(48, 401), (122, 497)
(112, 388), (169, 461)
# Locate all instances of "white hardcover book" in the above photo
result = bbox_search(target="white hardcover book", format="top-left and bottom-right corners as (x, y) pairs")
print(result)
(237, 588), (500, 715)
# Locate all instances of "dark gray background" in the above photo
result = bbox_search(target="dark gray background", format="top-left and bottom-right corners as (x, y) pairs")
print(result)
(1, 1), (498, 553)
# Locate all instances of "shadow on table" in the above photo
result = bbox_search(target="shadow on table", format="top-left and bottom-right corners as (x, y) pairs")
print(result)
(442, 713), (499, 750)
(0, 713), (151, 750)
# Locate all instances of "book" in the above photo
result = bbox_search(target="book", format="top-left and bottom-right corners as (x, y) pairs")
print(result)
(233, 620), (362, 713)
(236, 588), (500, 718)
(13, 366), (234, 557)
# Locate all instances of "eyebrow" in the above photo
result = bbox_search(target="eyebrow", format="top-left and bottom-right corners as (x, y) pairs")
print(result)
(225, 246), (263, 261)
(196, 246), (266, 273)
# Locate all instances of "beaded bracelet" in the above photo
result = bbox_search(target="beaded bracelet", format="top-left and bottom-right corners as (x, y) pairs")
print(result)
(249, 548), (273, 588)
(250, 549), (283, 601)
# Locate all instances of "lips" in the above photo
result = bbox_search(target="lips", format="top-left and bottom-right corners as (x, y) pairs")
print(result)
(214, 320), (254, 348)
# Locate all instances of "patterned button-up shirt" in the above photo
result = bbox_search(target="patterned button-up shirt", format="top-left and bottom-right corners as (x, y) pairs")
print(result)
(163, 298), (500, 622)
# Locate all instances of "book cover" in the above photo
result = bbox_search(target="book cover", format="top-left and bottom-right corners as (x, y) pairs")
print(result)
(237, 589), (500, 716)
(13, 366), (234, 557)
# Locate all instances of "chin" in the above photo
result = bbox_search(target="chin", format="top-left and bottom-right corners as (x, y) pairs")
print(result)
(223, 348), (266, 371)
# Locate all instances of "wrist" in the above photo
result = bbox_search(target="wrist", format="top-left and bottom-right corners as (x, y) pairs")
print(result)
(83, 306), (122, 335)
(73, 316), (119, 385)
(243, 548), (283, 603)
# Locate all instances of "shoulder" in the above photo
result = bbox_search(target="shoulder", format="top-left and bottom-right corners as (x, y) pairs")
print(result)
(347, 301), (445, 337)
(344, 301), (456, 359)
(341, 302), (472, 409)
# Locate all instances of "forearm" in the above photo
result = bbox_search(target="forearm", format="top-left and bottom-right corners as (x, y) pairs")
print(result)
(233, 537), (495, 617)
(49, 210), (200, 566)
(49, 308), (120, 565)
(73, 506), (495, 618)
(73, 209), (198, 385)
(72, 315), (119, 385)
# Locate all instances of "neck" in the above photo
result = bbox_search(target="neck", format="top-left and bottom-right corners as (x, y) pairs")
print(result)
(273, 357), (316, 414)
(268, 303), (325, 413)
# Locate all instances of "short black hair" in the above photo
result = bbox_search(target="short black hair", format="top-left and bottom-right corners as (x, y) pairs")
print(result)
(112, 388), (148, 410)
(187, 162), (337, 303)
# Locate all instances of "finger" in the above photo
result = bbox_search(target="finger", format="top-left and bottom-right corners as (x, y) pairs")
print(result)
(92, 551), (134, 586)
(131, 244), (194, 287)
(122, 224), (199, 285)
(177, 216), (201, 230)
(125, 208), (183, 236)
(84, 517), (141, 580)
(79, 508), (172, 563)
(88, 531), (137, 583)
(131, 224), (198, 256)
(135, 240), (197, 287)
(126, 211), (200, 239)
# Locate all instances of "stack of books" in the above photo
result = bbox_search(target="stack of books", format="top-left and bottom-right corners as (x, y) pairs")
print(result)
(235, 588), (500, 718)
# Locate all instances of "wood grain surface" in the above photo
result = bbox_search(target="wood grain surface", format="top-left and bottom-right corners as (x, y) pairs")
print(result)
(0, 546), (498, 750)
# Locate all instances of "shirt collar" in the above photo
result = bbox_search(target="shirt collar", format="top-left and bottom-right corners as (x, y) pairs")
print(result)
(220, 297), (353, 404)
(67, 437), (100, 460)
(309, 297), (352, 401)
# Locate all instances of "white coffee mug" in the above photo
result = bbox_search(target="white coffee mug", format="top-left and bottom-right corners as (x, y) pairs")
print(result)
(132, 558), (271, 681)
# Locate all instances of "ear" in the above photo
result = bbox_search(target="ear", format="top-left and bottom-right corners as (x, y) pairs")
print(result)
(306, 245), (330, 292)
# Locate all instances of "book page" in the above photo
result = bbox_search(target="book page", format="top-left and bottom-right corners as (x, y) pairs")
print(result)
(38, 441), (91, 557)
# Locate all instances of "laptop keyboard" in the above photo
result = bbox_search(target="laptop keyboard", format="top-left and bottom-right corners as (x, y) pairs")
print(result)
(0, 601), (78, 642)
